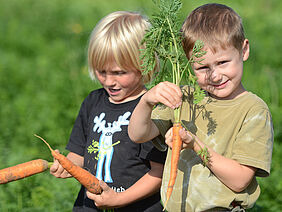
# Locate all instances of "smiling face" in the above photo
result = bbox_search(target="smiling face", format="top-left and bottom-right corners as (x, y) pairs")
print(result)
(192, 39), (249, 100)
(95, 63), (145, 104)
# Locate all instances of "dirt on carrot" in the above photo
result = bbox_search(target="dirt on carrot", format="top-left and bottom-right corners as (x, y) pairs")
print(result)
(34, 134), (102, 194)
(163, 123), (182, 210)
(0, 159), (50, 184)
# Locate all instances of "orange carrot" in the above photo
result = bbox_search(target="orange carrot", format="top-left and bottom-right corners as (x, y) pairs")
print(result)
(163, 123), (182, 210)
(34, 134), (102, 194)
(0, 159), (50, 184)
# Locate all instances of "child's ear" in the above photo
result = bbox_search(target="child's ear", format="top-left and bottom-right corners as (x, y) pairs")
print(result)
(242, 39), (250, 61)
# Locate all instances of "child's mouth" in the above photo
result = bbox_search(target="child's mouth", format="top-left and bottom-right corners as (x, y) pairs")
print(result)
(108, 88), (121, 95)
(213, 80), (228, 88)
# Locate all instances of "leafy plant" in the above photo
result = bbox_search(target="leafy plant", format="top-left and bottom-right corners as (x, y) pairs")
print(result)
(140, 0), (208, 208)
(141, 0), (206, 122)
(141, 0), (209, 162)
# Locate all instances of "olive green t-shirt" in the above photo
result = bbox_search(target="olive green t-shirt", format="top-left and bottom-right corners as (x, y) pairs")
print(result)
(152, 86), (273, 212)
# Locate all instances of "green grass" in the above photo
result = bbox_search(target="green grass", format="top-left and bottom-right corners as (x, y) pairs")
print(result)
(0, 0), (281, 211)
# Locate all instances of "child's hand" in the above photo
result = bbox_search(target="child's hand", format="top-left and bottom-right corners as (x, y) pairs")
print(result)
(143, 81), (182, 109)
(49, 149), (72, 178)
(86, 180), (120, 209)
(165, 127), (195, 150)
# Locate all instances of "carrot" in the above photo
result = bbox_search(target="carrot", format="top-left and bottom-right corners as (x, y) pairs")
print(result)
(34, 134), (102, 194)
(163, 123), (182, 211)
(0, 159), (50, 184)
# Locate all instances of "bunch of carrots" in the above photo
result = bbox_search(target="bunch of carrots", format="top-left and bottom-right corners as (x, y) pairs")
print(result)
(0, 134), (101, 195)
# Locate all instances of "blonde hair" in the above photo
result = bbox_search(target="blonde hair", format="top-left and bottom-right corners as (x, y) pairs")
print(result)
(182, 3), (245, 58)
(88, 11), (154, 83)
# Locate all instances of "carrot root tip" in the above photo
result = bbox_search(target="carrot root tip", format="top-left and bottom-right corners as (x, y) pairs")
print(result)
(163, 198), (169, 211)
(34, 134), (54, 153)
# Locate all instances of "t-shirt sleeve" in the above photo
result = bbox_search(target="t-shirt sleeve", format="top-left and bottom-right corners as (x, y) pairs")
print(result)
(150, 104), (173, 151)
(232, 106), (273, 177)
(139, 141), (167, 164)
(66, 99), (89, 156)
(151, 135), (167, 152)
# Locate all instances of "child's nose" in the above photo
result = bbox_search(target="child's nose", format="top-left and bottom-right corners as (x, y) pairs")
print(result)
(210, 70), (222, 82)
(104, 75), (116, 86)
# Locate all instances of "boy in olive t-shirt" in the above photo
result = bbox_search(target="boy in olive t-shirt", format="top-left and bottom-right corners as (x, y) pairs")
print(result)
(128, 3), (273, 212)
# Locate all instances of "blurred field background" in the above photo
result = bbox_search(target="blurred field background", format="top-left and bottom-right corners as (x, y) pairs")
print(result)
(0, 0), (281, 211)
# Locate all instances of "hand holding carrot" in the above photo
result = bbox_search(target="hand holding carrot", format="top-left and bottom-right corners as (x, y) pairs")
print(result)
(35, 134), (102, 194)
(165, 127), (196, 150)
(50, 149), (72, 178)
(163, 125), (206, 210)
(86, 180), (120, 209)
(142, 81), (182, 109)
(129, 81), (183, 144)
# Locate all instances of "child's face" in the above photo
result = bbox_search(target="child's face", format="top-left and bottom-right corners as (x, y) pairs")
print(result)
(95, 62), (144, 104)
(192, 39), (249, 100)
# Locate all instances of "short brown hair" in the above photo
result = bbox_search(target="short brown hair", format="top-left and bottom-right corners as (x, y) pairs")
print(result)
(182, 3), (245, 59)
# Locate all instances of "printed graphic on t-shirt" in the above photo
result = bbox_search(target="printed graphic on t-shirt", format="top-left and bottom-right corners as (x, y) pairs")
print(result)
(90, 111), (131, 183)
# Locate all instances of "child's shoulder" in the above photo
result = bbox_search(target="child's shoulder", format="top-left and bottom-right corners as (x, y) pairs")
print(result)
(241, 92), (270, 110)
(85, 88), (105, 100)
(81, 88), (106, 108)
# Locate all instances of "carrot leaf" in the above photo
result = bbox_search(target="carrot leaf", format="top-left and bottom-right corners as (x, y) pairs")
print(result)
(197, 147), (210, 167)
(141, 0), (206, 122)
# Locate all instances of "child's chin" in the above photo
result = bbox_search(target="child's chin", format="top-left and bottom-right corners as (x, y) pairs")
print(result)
(109, 96), (127, 103)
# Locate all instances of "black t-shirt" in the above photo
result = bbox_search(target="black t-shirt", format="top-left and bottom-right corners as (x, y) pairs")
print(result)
(66, 88), (166, 212)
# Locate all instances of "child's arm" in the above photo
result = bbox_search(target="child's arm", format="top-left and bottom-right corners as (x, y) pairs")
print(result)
(86, 161), (164, 209)
(165, 128), (256, 192)
(50, 151), (84, 178)
(129, 81), (182, 143)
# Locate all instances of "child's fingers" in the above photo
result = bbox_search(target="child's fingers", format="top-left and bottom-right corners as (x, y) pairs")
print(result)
(146, 82), (182, 108)
(165, 128), (173, 140)
(53, 149), (60, 159)
(169, 82), (182, 97)
(50, 149), (60, 175)
(179, 128), (195, 149)
(59, 168), (72, 178)
(165, 128), (173, 148)
(51, 163), (71, 178)
(54, 160), (72, 178)
(49, 159), (59, 174)
(99, 180), (109, 192)
(158, 82), (182, 108)
(86, 183), (105, 208)
(50, 150), (60, 174)
(50, 149), (71, 178)
(86, 190), (98, 200)
(179, 128), (187, 138)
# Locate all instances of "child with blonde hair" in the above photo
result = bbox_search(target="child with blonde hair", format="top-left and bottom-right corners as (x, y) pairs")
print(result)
(129, 4), (273, 212)
(51, 11), (166, 211)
